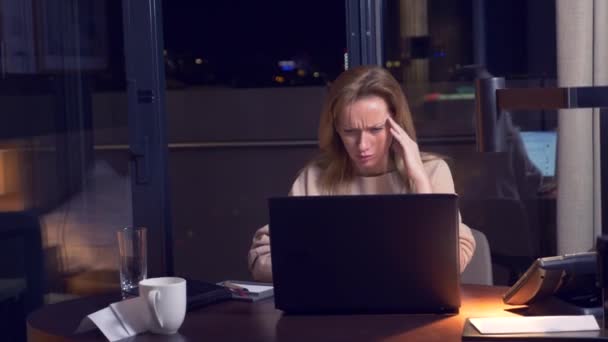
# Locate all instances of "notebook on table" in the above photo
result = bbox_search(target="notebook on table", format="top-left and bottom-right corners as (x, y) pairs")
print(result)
(268, 194), (461, 314)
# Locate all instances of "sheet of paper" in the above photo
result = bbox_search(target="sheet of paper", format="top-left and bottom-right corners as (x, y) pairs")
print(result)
(110, 296), (151, 336)
(78, 307), (132, 341)
(75, 296), (152, 341)
(231, 282), (273, 294)
(75, 315), (96, 333)
(469, 315), (600, 334)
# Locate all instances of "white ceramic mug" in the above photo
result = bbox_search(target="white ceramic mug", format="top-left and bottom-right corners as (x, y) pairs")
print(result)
(139, 277), (187, 334)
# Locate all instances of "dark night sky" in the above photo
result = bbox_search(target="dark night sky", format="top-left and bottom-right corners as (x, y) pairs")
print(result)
(162, 1), (346, 78)
(100, 1), (554, 87)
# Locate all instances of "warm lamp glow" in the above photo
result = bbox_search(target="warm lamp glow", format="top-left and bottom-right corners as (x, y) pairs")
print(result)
(0, 151), (5, 195)
(0, 147), (25, 211)
(0, 148), (20, 196)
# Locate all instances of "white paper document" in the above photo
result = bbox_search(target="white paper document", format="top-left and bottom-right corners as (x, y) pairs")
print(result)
(469, 315), (600, 335)
(76, 296), (151, 341)
(230, 282), (273, 294)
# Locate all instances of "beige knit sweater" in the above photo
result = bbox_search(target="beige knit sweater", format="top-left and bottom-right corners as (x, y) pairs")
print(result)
(248, 158), (476, 282)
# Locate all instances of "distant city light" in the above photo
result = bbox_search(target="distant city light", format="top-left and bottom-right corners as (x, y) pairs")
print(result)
(195, 58), (203, 65)
(163, 49), (167, 56)
(385, 60), (401, 68)
(297, 69), (306, 77)
(278, 60), (296, 71)
(313, 72), (320, 78)
(274, 75), (285, 83)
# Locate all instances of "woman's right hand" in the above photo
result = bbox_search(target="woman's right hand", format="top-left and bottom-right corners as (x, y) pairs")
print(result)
(387, 116), (432, 193)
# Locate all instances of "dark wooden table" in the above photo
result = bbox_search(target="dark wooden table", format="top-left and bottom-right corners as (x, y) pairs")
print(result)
(28, 284), (519, 341)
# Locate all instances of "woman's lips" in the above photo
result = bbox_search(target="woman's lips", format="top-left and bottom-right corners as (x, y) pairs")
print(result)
(359, 155), (373, 162)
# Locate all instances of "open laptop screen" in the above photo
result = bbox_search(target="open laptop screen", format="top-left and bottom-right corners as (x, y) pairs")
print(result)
(520, 131), (557, 178)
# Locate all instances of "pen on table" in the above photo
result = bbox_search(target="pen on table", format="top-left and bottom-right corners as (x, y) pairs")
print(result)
(222, 281), (251, 296)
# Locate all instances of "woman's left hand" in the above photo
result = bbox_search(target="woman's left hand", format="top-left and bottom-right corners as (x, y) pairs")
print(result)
(387, 116), (432, 193)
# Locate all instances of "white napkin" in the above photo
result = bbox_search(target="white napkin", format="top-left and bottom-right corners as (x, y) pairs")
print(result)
(469, 315), (600, 334)
(76, 296), (151, 341)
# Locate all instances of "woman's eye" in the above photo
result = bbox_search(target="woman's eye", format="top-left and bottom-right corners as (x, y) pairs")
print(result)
(370, 127), (384, 133)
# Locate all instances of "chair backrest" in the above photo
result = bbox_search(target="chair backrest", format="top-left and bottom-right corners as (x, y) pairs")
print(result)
(461, 228), (493, 285)
(460, 198), (536, 257)
(0, 212), (44, 312)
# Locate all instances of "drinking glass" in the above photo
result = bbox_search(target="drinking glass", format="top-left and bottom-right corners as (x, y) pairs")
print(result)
(117, 226), (147, 297)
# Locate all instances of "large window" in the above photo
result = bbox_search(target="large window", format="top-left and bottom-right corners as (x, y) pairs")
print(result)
(161, 1), (346, 281)
(382, 0), (558, 285)
(0, 1), (132, 339)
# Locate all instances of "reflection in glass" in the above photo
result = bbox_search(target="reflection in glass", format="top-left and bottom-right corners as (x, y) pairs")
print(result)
(0, 1), (131, 339)
(384, 0), (558, 286)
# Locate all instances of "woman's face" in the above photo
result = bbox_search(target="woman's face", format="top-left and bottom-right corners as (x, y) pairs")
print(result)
(337, 96), (393, 176)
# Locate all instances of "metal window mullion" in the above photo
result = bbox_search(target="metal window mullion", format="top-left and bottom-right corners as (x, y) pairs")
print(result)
(122, 0), (172, 277)
(346, 0), (384, 68)
(360, 0), (370, 64)
(601, 108), (608, 235)
(346, 0), (362, 68)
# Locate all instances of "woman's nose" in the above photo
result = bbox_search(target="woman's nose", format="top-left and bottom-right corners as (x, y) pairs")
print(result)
(358, 132), (370, 150)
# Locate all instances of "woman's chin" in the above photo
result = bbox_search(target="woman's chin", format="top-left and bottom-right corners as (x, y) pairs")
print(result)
(355, 164), (383, 176)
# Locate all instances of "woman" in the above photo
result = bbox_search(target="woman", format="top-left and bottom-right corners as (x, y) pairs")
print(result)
(248, 65), (476, 282)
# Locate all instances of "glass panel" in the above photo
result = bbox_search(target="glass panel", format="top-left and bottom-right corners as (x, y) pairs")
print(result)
(163, 1), (346, 281)
(0, 1), (130, 338)
(384, 0), (558, 285)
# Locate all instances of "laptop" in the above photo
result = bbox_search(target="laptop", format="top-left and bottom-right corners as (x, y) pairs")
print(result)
(520, 131), (557, 179)
(268, 194), (461, 314)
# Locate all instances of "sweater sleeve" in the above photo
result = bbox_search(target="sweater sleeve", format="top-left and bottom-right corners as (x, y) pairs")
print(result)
(248, 167), (312, 281)
(428, 159), (476, 273)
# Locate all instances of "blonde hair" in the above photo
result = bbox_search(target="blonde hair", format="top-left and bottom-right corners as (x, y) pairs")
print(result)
(312, 65), (433, 193)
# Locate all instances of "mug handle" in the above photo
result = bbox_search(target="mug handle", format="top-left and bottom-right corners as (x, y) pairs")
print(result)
(146, 290), (164, 328)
